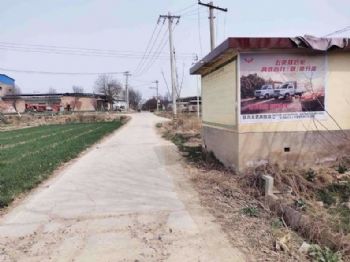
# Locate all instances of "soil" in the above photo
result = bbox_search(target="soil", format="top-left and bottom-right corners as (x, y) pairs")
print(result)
(157, 113), (309, 261)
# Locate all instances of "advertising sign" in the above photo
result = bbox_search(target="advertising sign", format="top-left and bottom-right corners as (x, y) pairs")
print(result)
(239, 53), (326, 123)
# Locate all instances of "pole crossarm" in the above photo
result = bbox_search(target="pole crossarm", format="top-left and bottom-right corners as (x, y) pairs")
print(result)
(158, 15), (181, 25)
(198, 1), (228, 50)
(198, 1), (228, 12)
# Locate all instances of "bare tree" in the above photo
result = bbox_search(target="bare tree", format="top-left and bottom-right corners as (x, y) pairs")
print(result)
(11, 85), (22, 116)
(128, 88), (142, 110)
(72, 85), (84, 93)
(48, 87), (57, 94)
(94, 74), (122, 110)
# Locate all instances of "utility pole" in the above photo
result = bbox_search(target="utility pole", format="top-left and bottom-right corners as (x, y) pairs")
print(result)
(150, 80), (159, 111)
(158, 12), (180, 117)
(198, 1), (228, 51)
(124, 71), (131, 111)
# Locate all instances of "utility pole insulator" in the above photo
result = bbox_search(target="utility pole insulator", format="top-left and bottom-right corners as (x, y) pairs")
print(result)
(198, 1), (228, 51)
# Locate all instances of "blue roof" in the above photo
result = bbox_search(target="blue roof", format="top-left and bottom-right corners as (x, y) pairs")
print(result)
(0, 74), (15, 86)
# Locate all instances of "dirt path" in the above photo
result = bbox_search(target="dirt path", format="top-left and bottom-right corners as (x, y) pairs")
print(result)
(0, 113), (247, 262)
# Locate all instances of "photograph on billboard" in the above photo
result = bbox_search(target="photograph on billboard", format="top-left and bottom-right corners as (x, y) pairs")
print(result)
(239, 53), (326, 123)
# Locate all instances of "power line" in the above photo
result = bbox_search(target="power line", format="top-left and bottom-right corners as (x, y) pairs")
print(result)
(174, 3), (197, 15)
(324, 25), (350, 37)
(0, 41), (194, 60)
(0, 41), (195, 56)
(179, 8), (207, 17)
(134, 23), (171, 75)
(132, 22), (160, 73)
(0, 67), (124, 76)
(134, 22), (166, 74)
(135, 27), (170, 76)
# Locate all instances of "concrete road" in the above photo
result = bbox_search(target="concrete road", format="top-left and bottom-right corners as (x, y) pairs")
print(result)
(0, 113), (246, 262)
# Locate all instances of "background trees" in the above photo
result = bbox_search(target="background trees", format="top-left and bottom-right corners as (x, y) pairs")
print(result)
(94, 74), (123, 109)
(240, 74), (266, 99)
(128, 88), (142, 110)
(72, 85), (84, 93)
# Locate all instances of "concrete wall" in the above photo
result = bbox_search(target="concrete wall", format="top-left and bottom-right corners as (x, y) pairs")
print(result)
(201, 59), (239, 169)
(0, 99), (25, 113)
(200, 51), (350, 171)
(0, 84), (14, 98)
(238, 52), (350, 133)
(202, 59), (237, 129)
(61, 96), (97, 111)
(236, 52), (350, 170)
(202, 126), (239, 169)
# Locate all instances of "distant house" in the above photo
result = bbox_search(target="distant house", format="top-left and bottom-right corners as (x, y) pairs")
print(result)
(1, 93), (110, 113)
(191, 36), (350, 171)
(0, 74), (15, 98)
(113, 99), (127, 111)
(176, 96), (201, 113)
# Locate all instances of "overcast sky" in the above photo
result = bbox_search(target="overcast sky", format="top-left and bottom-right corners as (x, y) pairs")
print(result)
(1, 0), (349, 99)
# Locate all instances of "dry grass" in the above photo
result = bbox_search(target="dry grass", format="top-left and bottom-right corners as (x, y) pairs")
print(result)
(158, 114), (309, 261)
(187, 166), (307, 261)
(159, 113), (350, 260)
(0, 112), (127, 131)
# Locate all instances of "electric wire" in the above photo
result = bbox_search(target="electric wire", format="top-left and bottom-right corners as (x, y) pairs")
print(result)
(174, 3), (197, 15)
(0, 67), (124, 76)
(134, 22), (166, 74)
(134, 22), (169, 75)
(324, 26), (350, 37)
(135, 27), (170, 76)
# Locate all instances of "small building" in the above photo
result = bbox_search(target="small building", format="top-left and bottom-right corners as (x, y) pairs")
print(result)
(190, 36), (350, 171)
(1, 93), (109, 113)
(113, 99), (127, 111)
(0, 74), (15, 97)
(176, 96), (201, 113)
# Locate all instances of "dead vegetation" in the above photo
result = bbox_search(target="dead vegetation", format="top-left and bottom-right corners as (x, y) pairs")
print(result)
(245, 164), (350, 260)
(157, 112), (350, 261)
(0, 112), (127, 131)
(157, 113), (310, 261)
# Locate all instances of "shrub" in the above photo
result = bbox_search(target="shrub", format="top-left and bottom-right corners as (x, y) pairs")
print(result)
(308, 245), (342, 262)
(241, 206), (259, 217)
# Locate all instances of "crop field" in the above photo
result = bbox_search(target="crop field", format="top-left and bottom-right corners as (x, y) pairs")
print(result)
(0, 121), (123, 207)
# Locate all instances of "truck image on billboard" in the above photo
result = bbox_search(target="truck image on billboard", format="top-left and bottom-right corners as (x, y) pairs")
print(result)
(239, 53), (326, 123)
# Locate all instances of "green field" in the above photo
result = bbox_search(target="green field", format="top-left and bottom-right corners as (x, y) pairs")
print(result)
(0, 121), (123, 207)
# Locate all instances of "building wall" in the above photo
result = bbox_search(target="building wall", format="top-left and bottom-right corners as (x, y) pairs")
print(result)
(237, 51), (350, 170)
(0, 99), (25, 113)
(200, 52), (350, 171)
(201, 59), (239, 169)
(202, 126), (239, 170)
(61, 96), (97, 111)
(238, 52), (350, 133)
(0, 84), (14, 98)
(202, 59), (237, 129)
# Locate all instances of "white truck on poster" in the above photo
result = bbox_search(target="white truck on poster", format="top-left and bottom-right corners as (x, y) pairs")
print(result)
(273, 81), (307, 99)
(254, 82), (281, 99)
(254, 84), (274, 99)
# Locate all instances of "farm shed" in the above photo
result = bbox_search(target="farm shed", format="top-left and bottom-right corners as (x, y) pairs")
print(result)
(190, 36), (350, 172)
